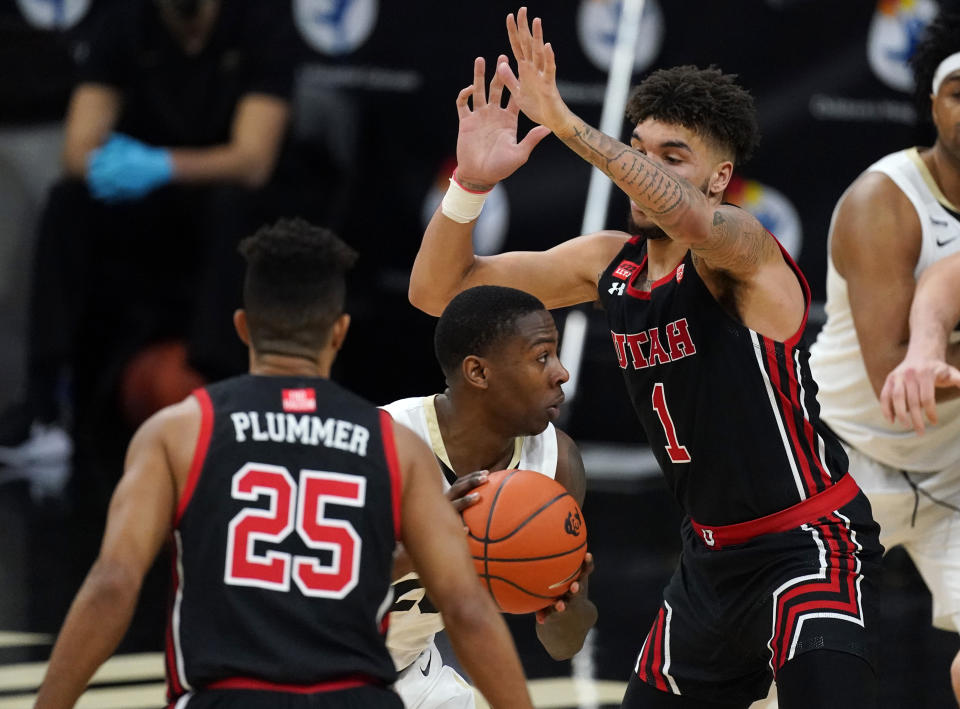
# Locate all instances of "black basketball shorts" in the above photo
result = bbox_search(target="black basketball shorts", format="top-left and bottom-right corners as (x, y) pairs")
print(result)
(627, 480), (883, 706)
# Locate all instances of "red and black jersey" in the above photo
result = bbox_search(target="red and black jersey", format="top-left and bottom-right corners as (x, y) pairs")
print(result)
(166, 374), (402, 702)
(597, 235), (849, 526)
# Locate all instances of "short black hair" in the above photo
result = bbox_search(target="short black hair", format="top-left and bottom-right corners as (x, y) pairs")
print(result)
(434, 286), (546, 378)
(625, 65), (760, 166)
(238, 218), (357, 353)
(910, 10), (960, 116)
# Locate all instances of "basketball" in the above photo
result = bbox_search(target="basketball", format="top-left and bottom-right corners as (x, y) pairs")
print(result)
(120, 340), (206, 427)
(462, 468), (587, 614)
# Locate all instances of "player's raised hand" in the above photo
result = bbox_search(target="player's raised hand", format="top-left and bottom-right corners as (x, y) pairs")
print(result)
(498, 8), (569, 132)
(880, 354), (960, 434)
(454, 55), (551, 190)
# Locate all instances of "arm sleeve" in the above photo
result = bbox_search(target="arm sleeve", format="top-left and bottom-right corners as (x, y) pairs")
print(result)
(75, 3), (133, 89)
(242, 2), (298, 100)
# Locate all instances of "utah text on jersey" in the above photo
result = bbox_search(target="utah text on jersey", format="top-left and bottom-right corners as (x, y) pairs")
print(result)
(611, 318), (697, 370)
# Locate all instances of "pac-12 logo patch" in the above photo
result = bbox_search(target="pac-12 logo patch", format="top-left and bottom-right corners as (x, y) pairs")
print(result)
(676, 264), (685, 282)
(282, 388), (317, 412)
(612, 260), (640, 280)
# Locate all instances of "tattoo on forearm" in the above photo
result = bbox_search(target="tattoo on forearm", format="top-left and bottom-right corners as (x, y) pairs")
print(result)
(564, 123), (684, 216)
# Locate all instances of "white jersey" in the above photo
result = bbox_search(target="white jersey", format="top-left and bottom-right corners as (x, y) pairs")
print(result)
(381, 394), (559, 671)
(810, 147), (960, 472)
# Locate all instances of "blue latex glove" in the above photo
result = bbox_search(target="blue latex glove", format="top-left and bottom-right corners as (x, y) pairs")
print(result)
(86, 133), (174, 203)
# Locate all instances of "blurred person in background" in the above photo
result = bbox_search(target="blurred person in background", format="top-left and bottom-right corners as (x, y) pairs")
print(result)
(809, 10), (960, 704)
(0, 0), (298, 502)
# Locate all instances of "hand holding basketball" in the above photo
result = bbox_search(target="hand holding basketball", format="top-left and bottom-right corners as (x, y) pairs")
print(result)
(535, 552), (594, 624)
(461, 468), (588, 614)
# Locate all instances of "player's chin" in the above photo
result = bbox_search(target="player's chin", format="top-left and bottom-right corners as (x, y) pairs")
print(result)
(545, 405), (561, 422)
(629, 203), (651, 224)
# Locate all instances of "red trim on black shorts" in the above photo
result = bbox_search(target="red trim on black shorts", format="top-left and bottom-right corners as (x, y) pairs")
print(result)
(379, 409), (402, 540)
(174, 388), (214, 526)
(690, 474), (859, 550)
(206, 674), (378, 694)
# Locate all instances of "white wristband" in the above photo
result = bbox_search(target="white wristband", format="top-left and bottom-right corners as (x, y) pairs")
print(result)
(441, 172), (492, 223)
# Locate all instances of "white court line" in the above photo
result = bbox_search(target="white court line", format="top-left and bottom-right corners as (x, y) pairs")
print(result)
(0, 633), (51, 648)
(0, 652), (163, 692)
(0, 683), (166, 709)
(2, 652), (628, 709)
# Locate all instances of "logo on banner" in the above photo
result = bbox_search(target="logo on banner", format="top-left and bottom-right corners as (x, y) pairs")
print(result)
(16, 0), (90, 29)
(867, 0), (938, 92)
(577, 0), (664, 73)
(282, 388), (317, 412)
(294, 0), (379, 56)
(725, 177), (803, 259)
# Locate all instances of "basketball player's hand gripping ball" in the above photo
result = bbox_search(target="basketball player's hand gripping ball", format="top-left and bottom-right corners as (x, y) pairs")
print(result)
(461, 469), (587, 614)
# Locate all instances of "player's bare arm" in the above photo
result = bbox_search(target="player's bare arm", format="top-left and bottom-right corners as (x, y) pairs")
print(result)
(34, 401), (196, 709)
(61, 83), (122, 177)
(409, 53), (627, 315)
(834, 171), (960, 400)
(534, 429), (597, 659)
(168, 94), (289, 188)
(881, 251), (960, 433)
(394, 421), (534, 709)
(498, 8), (803, 338)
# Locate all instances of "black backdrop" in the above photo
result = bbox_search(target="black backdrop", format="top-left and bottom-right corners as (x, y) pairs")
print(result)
(0, 0), (949, 430)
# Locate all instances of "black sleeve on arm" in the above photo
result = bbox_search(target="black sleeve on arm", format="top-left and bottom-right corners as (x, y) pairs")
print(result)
(75, 3), (135, 89)
(242, 1), (298, 100)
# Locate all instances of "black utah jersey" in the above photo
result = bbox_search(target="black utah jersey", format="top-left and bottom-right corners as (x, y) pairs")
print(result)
(598, 236), (849, 526)
(166, 375), (401, 701)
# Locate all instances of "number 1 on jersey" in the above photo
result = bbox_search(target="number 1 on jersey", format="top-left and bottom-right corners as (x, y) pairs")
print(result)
(652, 383), (691, 463)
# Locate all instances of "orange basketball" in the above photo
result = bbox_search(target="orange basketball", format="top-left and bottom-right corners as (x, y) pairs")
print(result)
(462, 468), (587, 614)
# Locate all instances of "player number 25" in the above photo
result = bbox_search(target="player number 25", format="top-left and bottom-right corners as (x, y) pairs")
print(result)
(224, 463), (365, 598)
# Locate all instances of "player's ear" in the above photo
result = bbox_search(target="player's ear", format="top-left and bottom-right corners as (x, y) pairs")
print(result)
(329, 313), (351, 352)
(462, 355), (489, 390)
(710, 159), (734, 197)
(233, 309), (251, 346)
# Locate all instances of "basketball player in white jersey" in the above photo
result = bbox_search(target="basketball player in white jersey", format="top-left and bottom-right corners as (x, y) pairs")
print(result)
(382, 285), (597, 709)
(809, 11), (960, 702)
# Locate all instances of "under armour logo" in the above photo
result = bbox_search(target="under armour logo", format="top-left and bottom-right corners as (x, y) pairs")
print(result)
(701, 528), (715, 546)
(608, 282), (625, 296)
(564, 510), (583, 536)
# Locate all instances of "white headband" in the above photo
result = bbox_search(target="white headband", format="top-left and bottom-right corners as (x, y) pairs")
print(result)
(932, 52), (960, 95)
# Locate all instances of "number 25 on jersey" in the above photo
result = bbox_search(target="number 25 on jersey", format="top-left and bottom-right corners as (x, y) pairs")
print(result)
(225, 463), (365, 599)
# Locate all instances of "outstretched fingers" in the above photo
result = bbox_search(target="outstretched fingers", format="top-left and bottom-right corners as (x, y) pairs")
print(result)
(473, 56), (487, 107)
(506, 11), (524, 63)
(488, 54), (508, 107)
(496, 60), (521, 95)
(455, 86), (473, 119)
(531, 16), (546, 71)
(519, 125), (551, 154)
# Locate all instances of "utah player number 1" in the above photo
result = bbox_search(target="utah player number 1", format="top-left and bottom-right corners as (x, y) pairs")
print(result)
(652, 383), (691, 464)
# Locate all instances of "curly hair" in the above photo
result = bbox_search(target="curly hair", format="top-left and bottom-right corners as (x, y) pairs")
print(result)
(434, 286), (546, 379)
(238, 217), (358, 352)
(910, 10), (960, 117)
(625, 65), (760, 166)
